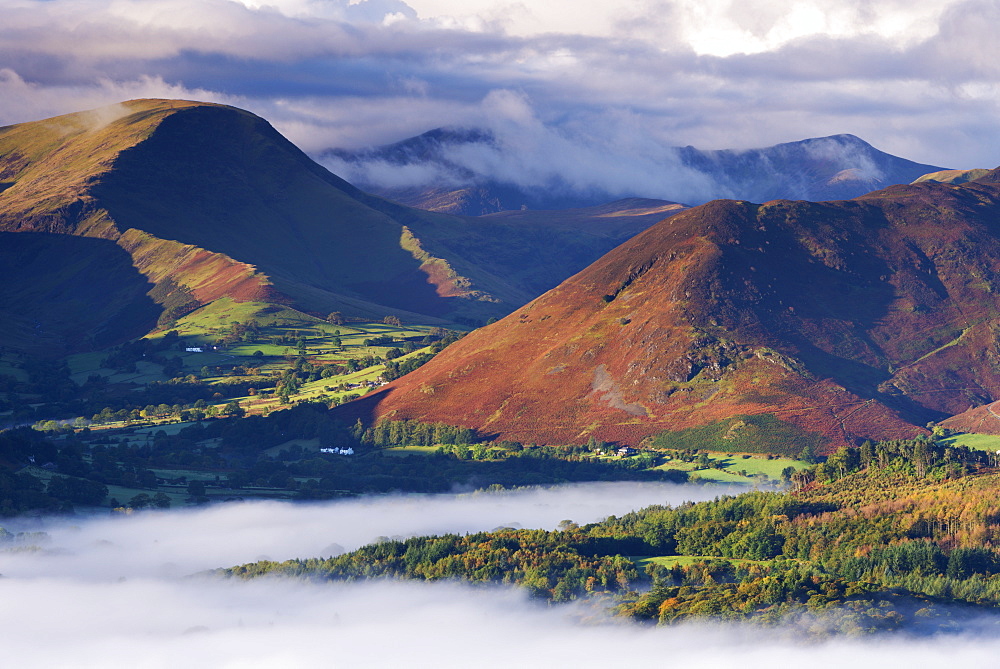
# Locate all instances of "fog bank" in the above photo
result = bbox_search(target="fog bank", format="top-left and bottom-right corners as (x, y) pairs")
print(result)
(4, 578), (1000, 668)
(0, 482), (733, 580)
(6, 481), (1000, 668)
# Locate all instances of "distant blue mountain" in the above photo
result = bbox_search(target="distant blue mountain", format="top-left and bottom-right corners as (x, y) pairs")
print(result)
(321, 130), (945, 215)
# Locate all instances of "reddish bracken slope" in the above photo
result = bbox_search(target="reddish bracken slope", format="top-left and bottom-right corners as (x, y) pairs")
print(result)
(355, 169), (1000, 450)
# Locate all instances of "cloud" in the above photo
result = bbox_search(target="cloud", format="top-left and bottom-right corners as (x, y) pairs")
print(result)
(0, 69), (238, 128)
(1, 0), (998, 196)
(321, 88), (729, 202)
(3, 482), (1000, 667)
(2, 577), (1000, 668)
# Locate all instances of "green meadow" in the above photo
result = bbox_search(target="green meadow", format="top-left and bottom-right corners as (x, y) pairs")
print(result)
(940, 433), (1000, 452)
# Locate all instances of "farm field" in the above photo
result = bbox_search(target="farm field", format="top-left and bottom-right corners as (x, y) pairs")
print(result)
(53, 298), (459, 429)
(940, 433), (1000, 452)
(651, 451), (809, 484)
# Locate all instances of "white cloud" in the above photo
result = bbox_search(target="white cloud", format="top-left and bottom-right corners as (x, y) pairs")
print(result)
(0, 70), (237, 128)
(3, 577), (1000, 668)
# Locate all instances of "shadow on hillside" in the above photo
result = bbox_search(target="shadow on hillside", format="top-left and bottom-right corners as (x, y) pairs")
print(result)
(0, 232), (161, 356)
(330, 387), (394, 426)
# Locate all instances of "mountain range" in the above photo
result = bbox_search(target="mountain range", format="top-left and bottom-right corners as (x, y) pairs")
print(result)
(4, 98), (998, 454)
(323, 129), (945, 215)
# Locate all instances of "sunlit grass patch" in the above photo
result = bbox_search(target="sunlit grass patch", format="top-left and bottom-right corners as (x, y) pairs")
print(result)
(941, 433), (1000, 452)
(381, 445), (440, 457)
(634, 555), (770, 568)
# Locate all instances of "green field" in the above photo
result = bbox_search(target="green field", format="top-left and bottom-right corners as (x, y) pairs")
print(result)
(634, 555), (770, 569)
(941, 433), (1000, 452)
(380, 445), (441, 457)
(652, 452), (808, 484)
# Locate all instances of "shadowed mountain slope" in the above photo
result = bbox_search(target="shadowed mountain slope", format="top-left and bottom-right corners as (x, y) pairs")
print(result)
(351, 169), (1000, 451)
(0, 232), (160, 356)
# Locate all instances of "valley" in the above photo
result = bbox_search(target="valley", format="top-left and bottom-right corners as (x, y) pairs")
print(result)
(3, 98), (1000, 644)
(6, 0), (1000, 661)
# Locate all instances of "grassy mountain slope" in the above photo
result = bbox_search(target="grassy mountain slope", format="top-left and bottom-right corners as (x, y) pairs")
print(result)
(913, 169), (991, 185)
(349, 169), (1000, 450)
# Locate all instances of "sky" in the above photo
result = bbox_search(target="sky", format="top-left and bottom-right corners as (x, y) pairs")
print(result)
(5, 483), (1000, 667)
(1, 0), (999, 172)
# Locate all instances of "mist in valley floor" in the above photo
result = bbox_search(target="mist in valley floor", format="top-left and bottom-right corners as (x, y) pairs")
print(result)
(5, 481), (1000, 667)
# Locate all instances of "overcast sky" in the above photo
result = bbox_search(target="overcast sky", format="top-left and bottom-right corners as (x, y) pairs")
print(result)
(1, 0), (998, 167)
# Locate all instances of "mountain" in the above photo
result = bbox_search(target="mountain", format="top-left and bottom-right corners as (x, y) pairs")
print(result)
(322, 130), (945, 215)
(346, 169), (1000, 451)
(676, 134), (944, 202)
(913, 169), (991, 185)
(0, 100), (682, 354)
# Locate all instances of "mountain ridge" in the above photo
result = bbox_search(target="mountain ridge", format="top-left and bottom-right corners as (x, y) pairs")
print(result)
(323, 129), (946, 215)
(344, 174), (1000, 451)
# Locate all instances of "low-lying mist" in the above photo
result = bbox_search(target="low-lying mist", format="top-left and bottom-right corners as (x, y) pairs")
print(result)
(0, 482), (731, 580)
(6, 571), (1000, 668)
(5, 481), (1000, 667)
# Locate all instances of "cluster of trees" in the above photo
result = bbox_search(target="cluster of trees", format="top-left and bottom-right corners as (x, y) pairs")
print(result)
(362, 335), (395, 347)
(806, 437), (994, 484)
(620, 558), (964, 634)
(216, 320), (262, 346)
(225, 529), (641, 602)
(361, 419), (478, 448)
(0, 428), (112, 513)
(382, 352), (434, 381)
(86, 393), (253, 426)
